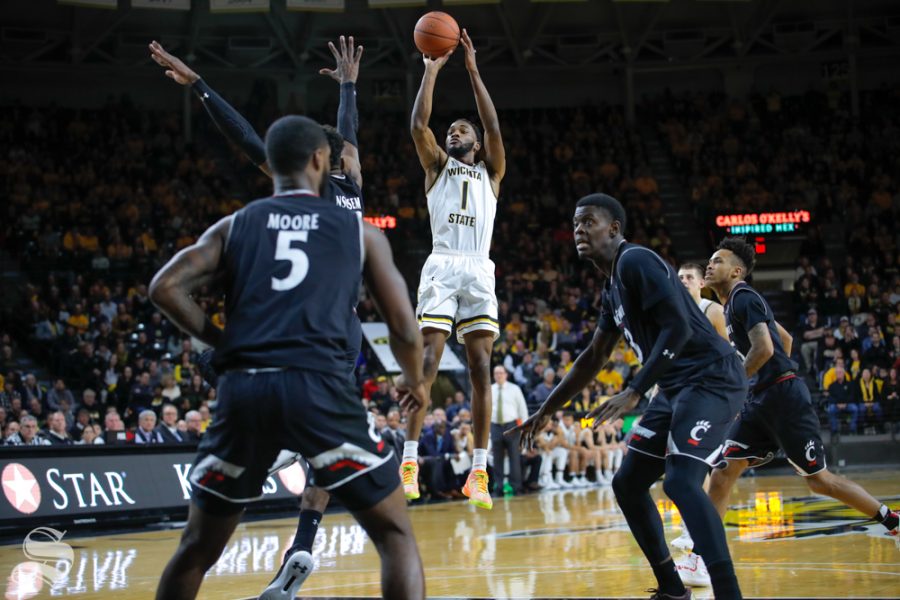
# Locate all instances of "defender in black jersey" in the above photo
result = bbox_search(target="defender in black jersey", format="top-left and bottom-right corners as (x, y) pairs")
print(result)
(151, 38), (372, 599)
(150, 116), (427, 600)
(512, 194), (745, 600)
(705, 237), (899, 541)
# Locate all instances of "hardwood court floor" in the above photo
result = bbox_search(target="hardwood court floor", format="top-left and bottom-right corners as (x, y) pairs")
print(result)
(1, 469), (897, 599)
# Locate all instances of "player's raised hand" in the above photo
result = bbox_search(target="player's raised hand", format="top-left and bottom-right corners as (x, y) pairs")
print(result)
(149, 40), (199, 86)
(587, 388), (641, 430)
(460, 29), (478, 72)
(319, 35), (363, 84)
(506, 408), (550, 453)
(422, 49), (452, 72)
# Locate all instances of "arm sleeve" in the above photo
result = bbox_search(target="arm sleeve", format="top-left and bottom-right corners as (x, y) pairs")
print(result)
(731, 289), (771, 331)
(626, 291), (692, 396)
(337, 82), (359, 147)
(191, 79), (267, 166)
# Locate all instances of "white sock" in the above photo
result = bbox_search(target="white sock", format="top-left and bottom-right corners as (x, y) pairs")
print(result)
(472, 448), (487, 471)
(402, 441), (418, 462)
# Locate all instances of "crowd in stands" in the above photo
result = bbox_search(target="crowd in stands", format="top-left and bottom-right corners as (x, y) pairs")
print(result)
(2, 81), (897, 496)
(650, 84), (900, 434)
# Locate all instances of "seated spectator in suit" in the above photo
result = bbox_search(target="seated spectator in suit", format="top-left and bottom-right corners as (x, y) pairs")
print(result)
(44, 411), (73, 445)
(827, 365), (859, 434)
(134, 409), (164, 444)
(184, 410), (203, 443)
(156, 403), (186, 443)
(419, 419), (456, 498)
(6, 415), (50, 446)
(381, 408), (406, 459)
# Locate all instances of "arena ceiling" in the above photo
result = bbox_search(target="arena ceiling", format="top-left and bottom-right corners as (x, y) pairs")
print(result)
(1, 0), (899, 78)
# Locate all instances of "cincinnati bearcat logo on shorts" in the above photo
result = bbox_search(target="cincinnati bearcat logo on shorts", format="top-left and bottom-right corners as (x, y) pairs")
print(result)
(804, 440), (817, 466)
(688, 420), (711, 446)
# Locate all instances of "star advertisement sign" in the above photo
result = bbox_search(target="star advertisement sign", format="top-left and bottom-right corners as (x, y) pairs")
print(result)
(0, 450), (306, 527)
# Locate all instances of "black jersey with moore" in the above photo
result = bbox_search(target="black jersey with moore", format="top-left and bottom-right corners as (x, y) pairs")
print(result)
(328, 173), (364, 213)
(213, 192), (362, 373)
(724, 282), (798, 388)
(598, 242), (735, 390)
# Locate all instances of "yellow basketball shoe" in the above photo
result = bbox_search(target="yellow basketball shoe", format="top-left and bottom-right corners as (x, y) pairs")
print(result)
(462, 469), (492, 510)
(400, 461), (420, 500)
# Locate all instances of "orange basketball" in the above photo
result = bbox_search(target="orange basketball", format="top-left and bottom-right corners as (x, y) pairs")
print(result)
(414, 11), (460, 58)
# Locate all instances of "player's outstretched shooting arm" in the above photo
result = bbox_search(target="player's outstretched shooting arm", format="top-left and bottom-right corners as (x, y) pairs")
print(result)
(149, 216), (230, 349)
(362, 223), (427, 413)
(460, 29), (505, 192)
(410, 50), (450, 188)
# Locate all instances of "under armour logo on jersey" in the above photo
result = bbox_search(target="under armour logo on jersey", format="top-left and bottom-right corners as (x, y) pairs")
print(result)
(201, 92), (209, 101)
(805, 440), (817, 464)
(688, 420), (711, 446)
(663, 349), (675, 359)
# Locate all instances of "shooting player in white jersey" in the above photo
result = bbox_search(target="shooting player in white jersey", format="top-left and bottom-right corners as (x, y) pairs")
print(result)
(398, 29), (505, 510)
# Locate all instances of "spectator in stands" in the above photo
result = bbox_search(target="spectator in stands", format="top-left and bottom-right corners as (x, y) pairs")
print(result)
(21, 374), (43, 407)
(184, 410), (203, 443)
(445, 391), (470, 423)
(827, 365), (859, 434)
(419, 419), (456, 499)
(78, 388), (102, 423)
(370, 376), (393, 415)
(863, 331), (891, 370)
(128, 371), (154, 420)
(198, 404), (211, 432)
(77, 424), (102, 445)
(160, 374), (181, 404)
(156, 403), (186, 444)
(69, 408), (92, 442)
(528, 367), (556, 415)
(801, 309), (826, 375)
(134, 410), (164, 444)
(856, 368), (885, 433)
(44, 411), (73, 445)
(6, 415), (50, 446)
(3, 421), (20, 442)
(381, 408), (406, 459)
(882, 367), (899, 431)
(46, 378), (74, 411)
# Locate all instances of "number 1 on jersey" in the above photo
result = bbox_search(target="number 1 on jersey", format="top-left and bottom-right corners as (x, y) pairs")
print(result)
(460, 180), (469, 211)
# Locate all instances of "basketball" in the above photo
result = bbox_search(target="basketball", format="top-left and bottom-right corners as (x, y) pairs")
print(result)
(414, 11), (460, 58)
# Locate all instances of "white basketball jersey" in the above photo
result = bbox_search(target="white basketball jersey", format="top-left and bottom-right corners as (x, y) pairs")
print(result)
(699, 298), (714, 315)
(426, 157), (497, 255)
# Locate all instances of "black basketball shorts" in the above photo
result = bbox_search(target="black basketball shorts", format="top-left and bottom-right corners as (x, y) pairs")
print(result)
(720, 375), (826, 476)
(190, 368), (399, 513)
(627, 354), (747, 467)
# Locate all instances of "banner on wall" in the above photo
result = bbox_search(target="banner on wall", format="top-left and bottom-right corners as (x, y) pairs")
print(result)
(362, 322), (465, 372)
(210, 0), (269, 12)
(131, 0), (191, 9)
(287, 0), (345, 11)
(0, 449), (305, 527)
(58, 0), (118, 8)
